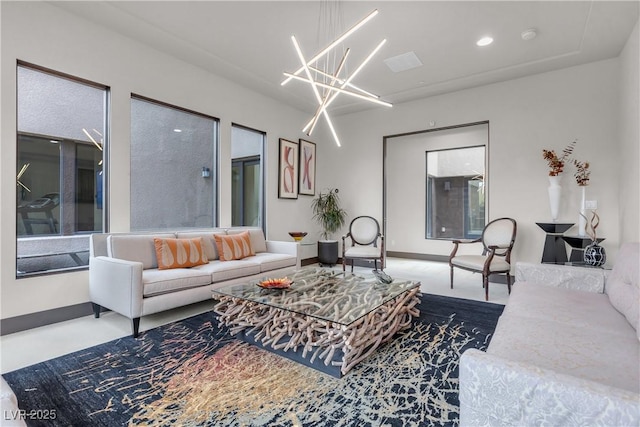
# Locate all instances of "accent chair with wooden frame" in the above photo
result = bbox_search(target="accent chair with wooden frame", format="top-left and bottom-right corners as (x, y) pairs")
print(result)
(449, 217), (517, 301)
(342, 216), (384, 272)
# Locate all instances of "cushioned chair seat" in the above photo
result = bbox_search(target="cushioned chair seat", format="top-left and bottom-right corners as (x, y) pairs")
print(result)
(344, 246), (381, 258)
(450, 255), (510, 272)
(143, 268), (212, 297)
(247, 252), (297, 272)
(193, 259), (261, 282)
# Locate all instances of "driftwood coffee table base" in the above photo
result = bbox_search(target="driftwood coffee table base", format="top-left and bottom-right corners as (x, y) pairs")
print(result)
(214, 285), (420, 377)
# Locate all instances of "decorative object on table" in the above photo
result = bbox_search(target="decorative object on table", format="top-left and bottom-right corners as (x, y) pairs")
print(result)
(288, 231), (308, 242)
(257, 277), (293, 289)
(581, 210), (606, 266)
(298, 139), (316, 196)
(278, 138), (299, 199)
(542, 140), (576, 221)
(311, 188), (347, 265)
(373, 269), (393, 284)
(281, 7), (392, 147)
(573, 158), (591, 237)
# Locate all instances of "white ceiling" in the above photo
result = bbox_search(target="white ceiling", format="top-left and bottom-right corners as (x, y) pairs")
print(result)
(53, 1), (639, 115)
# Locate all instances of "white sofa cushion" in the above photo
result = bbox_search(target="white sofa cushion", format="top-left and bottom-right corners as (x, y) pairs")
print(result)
(142, 268), (212, 297)
(605, 243), (639, 338)
(193, 259), (261, 282)
(504, 282), (634, 336)
(489, 283), (639, 393)
(176, 230), (226, 260)
(247, 252), (297, 273)
(108, 233), (175, 269)
(227, 227), (267, 253)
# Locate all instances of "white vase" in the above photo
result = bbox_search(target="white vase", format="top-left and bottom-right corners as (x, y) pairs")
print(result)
(548, 175), (562, 222)
(578, 185), (587, 237)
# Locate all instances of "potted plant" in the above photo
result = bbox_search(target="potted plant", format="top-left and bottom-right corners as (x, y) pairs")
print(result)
(311, 188), (347, 265)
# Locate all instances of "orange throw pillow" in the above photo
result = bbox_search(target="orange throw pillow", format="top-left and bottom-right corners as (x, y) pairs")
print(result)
(214, 231), (254, 261)
(153, 237), (208, 270)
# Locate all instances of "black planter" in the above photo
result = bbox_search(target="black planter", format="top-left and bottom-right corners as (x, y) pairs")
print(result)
(318, 240), (339, 266)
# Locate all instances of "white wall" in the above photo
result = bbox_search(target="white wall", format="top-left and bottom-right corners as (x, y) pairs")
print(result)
(326, 58), (628, 266)
(0, 2), (321, 319)
(618, 20), (640, 243)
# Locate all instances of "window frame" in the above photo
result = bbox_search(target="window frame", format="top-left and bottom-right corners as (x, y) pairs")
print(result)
(129, 94), (220, 231)
(15, 61), (110, 278)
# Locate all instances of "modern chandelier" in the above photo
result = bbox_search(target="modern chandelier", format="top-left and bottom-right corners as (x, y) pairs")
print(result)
(282, 9), (392, 147)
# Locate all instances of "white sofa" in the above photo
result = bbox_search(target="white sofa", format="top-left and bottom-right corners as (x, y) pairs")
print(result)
(89, 227), (300, 337)
(460, 243), (639, 426)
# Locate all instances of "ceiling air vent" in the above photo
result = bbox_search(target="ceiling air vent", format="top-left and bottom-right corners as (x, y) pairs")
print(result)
(384, 51), (423, 73)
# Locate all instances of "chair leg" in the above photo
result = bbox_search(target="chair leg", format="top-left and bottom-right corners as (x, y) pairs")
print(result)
(450, 266), (454, 289)
(506, 273), (512, 294)
(342, 257), (346, 271)
(351, 259), (354, 272)
(483, 274), (489, 301)
(374, 259), (378, 271)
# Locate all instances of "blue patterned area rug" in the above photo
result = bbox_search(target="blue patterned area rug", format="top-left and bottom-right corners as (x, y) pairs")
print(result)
(3, 293), (503, 426)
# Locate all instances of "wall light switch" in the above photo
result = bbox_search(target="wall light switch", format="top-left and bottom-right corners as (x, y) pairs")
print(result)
(585, 200), (598, 209)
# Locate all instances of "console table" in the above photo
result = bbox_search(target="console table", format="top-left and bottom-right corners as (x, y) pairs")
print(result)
(536, 222), (574, 263)
(562, 236), (605, 262)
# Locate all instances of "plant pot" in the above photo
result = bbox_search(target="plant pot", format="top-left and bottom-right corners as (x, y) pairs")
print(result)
(318, 240), (339, 266)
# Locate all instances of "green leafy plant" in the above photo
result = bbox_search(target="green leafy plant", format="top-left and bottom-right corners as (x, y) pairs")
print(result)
(311, 188), (347, 240)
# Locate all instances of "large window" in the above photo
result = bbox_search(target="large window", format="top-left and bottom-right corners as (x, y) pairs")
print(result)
(130, 96), (218, 230)
(16, 63), (108, 276)
(231, 124), (264, 228)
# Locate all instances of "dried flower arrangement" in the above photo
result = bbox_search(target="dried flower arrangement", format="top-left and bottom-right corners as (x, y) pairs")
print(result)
(542, 140), (576, 176)
(573, 159), (590, 186)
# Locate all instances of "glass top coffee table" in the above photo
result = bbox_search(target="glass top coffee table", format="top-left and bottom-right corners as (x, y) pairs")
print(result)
(212, 267), (421, 377)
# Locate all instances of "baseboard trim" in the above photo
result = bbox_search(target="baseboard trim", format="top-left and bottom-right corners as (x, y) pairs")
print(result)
(301, 257), (318, 266)
(1, 302), (103, 336)
(387, 251), (449, 263)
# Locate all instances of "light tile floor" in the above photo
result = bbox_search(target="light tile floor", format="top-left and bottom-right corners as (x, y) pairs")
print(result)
(0, 258), (509, 374)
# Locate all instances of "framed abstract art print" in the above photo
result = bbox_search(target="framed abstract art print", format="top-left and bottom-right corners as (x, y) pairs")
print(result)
(278, 138), (299, 199)
(298, 139), (316, 196)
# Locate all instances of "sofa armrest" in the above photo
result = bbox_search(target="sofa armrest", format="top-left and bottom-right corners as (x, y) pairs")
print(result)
(89, 256), (144, 318)
(265, 240), (301, 269)
(515, 262), (605, 293)
(459, 349), (639, 427)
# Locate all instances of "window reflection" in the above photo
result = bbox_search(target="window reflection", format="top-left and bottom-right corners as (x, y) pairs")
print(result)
(426, 146), (485, 239)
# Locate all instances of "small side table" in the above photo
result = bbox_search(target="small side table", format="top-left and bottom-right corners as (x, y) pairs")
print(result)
(536, 222), (574, 264)
(562, 236), (605, 262)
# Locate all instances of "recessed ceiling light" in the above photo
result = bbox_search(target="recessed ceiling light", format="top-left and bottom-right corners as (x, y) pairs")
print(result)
(49, 140), (59, 144)
(521, 28), (537, 41)
(476, 36), (493, 47)
(173, 129), (182, 133)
